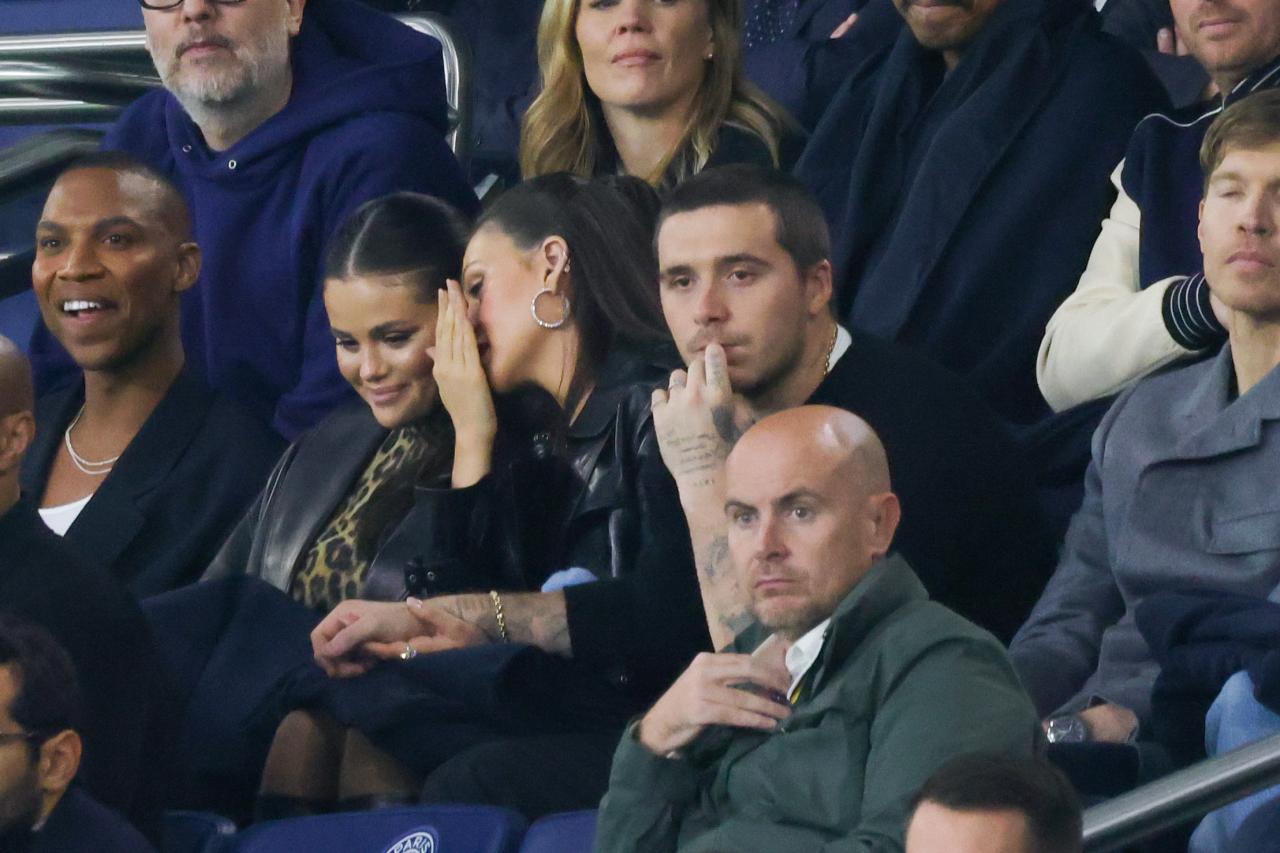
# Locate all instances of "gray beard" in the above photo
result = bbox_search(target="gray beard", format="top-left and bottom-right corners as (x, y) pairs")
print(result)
(148, 22), (291, 137)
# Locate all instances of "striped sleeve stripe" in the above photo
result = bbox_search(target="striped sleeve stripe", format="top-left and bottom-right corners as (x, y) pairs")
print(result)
(1162, 273), (1227, 350)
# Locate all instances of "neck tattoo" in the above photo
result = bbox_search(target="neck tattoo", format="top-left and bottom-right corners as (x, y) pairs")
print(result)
(63, 405), (120, 476)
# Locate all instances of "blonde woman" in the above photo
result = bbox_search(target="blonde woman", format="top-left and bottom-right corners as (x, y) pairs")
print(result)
(521, 0), (798, 185)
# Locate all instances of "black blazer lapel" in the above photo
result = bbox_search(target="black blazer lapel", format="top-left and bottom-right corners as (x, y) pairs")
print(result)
(61, 372), (214, 576)
(19, 381), (84, 501)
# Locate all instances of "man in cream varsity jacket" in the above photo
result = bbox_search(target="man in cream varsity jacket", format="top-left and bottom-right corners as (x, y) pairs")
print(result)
(1037, 0), (1280, 412)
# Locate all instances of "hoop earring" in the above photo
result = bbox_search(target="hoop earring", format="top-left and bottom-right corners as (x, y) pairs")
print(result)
(531, 288), (571, 330)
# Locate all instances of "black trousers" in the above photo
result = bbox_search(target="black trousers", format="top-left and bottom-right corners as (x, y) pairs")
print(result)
(419, 731), (624, 820)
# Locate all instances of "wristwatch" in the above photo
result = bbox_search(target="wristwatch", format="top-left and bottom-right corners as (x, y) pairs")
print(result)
(1045, 713), (1089, 744)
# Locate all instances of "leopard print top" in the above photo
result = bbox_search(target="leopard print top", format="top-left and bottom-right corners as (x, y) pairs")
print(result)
(289, 426), (430, 612)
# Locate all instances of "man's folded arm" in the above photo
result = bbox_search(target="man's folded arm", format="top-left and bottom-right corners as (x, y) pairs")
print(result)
(1037, 162), (1194, 411)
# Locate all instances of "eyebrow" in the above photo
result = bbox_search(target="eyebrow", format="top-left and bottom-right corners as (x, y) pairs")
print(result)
(661, 253), (772, 279)
(36, 215), (144, 232)
(774, 488), (825, 509)
(370, 321), (417, 337)
(330, 321), (419, 339)
(724, 488), (825, 514)
(715, 253), (770, 269)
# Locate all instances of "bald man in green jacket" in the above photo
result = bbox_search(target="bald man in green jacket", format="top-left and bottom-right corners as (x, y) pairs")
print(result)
(596, 406), (1040, 852)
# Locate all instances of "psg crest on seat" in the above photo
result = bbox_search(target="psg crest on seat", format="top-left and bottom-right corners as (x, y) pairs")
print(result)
(384, 829), (438, 853)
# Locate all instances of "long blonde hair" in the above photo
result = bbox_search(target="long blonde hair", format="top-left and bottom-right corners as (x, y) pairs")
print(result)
(519, 0), (791, 186)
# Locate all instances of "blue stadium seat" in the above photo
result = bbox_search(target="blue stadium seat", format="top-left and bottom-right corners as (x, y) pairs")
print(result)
(0, 291), (36, 354)
(517, 810), (598, 853)
(230, 806), (527, 853)
(163, 810), (237, 853)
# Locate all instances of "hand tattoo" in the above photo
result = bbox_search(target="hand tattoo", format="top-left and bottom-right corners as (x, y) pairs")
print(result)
(712, 403), (747, 448)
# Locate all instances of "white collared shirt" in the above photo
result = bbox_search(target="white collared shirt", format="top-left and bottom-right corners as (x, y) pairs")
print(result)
(785, 618), (831, 697)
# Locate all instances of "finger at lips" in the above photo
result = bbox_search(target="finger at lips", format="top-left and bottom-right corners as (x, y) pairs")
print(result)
(703, 344), (730, 395)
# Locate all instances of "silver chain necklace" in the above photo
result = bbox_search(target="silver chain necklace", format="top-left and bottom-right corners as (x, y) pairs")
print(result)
(63, 405), (119, 476)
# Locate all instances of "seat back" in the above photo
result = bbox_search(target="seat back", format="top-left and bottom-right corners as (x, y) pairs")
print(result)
(517, 810), (598, 853)
(162, 810), (237, 853)
(230, 805), (527, 853)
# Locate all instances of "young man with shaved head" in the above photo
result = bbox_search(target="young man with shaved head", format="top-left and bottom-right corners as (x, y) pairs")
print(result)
(22, 153), (280, 595)
(596, 406), (1038, 852)
(0, 335), (170, 834)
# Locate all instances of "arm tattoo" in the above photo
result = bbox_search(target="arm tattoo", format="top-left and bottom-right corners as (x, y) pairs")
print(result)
(499, 591), (573, 656)
(439, 594), (501, 642)
(704, 536), (729, 581)
(720, 610), (754, 639)
(657, 431), (724, 478)
(701, 535), (750, 639)
(439, 592), (572, 655)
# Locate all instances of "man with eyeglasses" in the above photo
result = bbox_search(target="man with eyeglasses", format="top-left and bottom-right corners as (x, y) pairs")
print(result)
(27, 0), (478, 440)
(0, 615), (155, 853)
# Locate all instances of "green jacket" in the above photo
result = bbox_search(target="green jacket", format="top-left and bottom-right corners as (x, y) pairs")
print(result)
(595, 555), (1040, 852)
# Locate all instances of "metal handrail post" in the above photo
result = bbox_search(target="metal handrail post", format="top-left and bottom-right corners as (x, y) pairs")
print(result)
(0, 15), (469, 159)
(1083, 732), (1280, 851)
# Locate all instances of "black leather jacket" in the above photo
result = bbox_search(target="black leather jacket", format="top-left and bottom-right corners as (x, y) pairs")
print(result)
(203, 400), (481, 601)
(206, 349), (710, 698)
(420, 349), (712, 700)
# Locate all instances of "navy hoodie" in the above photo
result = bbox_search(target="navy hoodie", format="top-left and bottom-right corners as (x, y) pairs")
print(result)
(30, 0), (478, 439)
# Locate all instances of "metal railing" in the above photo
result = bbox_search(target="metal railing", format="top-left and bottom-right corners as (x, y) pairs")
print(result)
(1083, 732), (1280, 851)
(0, 13), (470, 157)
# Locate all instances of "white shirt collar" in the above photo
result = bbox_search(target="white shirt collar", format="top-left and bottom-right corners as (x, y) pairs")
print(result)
(784, 618), (831, 695)
(827, 325), (852, 374)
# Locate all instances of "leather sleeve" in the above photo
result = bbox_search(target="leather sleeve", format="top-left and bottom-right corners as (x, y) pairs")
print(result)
(562, 407), (713, 697)
(201, 441), (299, 582)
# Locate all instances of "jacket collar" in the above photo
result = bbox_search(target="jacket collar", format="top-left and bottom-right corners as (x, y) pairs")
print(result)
(23, 370), (212, 499)
(1225, 54), (1280, 107)
(733, 553), (928, 682)
(20, 370), (214, 571)
(1168, 344), (1280, 461)
(812, 553), (927, 681)
(257, 400), (388, 592)
(568, 345), (674, 441)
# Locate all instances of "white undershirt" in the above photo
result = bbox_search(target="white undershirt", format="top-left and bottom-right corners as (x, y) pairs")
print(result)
(828, 325), (852, 373)
(784, 618), (832, 696)
(38, 495), (91, 537)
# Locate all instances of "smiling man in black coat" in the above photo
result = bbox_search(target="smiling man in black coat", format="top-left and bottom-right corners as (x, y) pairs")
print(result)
(19, 153), (282, 596)
(795, 0), (1167, 516)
